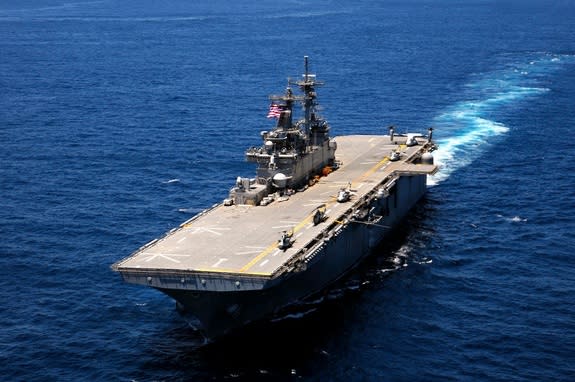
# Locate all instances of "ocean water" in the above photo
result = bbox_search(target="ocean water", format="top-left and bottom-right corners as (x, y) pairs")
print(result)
(1, 0), (575, 380)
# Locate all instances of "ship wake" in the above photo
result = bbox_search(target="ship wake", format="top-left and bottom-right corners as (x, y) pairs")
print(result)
(429, 52), (573, 185)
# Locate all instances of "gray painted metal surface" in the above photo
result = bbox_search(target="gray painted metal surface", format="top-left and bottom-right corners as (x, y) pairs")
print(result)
(112, 58), (438, 340)
(114, 135), (435, 280)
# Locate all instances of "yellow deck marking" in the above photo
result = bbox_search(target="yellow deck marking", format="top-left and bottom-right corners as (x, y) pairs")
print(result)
(241, 140), (394, 273)
(239, 242), (280, 272)
(348, 143), (406, 187)
(239, 213), (314, 272)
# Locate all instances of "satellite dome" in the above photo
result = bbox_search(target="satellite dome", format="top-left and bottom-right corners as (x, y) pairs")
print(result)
(421, 152), (434, 165)
(273, 173), (288, 188)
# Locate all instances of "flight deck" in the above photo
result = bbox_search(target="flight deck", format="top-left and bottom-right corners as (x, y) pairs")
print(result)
(114, 134), (436, 278)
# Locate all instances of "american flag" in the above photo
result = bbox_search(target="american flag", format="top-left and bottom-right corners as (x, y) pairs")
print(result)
(267, 103), (282, 118)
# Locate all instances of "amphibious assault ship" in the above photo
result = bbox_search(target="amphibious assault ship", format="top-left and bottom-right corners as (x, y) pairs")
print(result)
(113, 57), (438, 341)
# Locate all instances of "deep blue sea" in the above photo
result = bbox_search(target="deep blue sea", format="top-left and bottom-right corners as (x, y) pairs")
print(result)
(2, 0), (575, 380)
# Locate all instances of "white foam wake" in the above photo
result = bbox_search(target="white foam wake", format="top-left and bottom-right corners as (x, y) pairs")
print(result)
(429, 53), (573, 185)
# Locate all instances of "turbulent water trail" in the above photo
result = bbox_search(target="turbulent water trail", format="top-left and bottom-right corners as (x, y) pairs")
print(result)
(429, 52), (573, 185)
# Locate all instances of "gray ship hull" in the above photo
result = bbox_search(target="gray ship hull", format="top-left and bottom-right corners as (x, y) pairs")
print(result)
(159, 173), (427, 340)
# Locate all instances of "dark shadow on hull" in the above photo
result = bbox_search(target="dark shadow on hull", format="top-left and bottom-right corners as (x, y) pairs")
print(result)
(202, 193), (437, 346)
(135, 195), (437, 380)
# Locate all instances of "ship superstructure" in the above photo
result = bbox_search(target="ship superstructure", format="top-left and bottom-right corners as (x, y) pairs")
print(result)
(113, 57), (438, 341)
(228, 57), (336, 206)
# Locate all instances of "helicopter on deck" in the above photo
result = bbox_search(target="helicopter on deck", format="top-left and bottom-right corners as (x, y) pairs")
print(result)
(336, 183), (355, 203)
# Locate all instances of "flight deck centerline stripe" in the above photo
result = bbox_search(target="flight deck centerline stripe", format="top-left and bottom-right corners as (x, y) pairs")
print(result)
(240, 150), (391, 273)
(239, 242), (278, 272)
(240, 212), (315, 272)
(357, 157), (389, 183)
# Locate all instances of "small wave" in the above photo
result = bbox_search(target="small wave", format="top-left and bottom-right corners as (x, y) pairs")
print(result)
(0, 0), (106, 15)
(383, 256), (407, 270)
(33, 15), (210, 23)
(263, 9), (351, 20)
(164, 178), (180, 184)
(177, 208), (198, 214)
(0, 6), (210, 23)
(270, 307), (319, 322)
(395, 244), (412, 258)
(497, 214), (528, 223)
(178, 207), (204, 214)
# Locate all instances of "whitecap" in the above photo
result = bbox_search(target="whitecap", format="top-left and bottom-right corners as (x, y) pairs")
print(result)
(497, 214), (527, 223)
(178, 208), (203, 214)
(263, 9), (352, 20)
(270, 307), (318, 322)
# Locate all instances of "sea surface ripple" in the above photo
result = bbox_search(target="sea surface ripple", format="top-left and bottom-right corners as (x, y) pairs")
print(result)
(1, 0), (574, 381)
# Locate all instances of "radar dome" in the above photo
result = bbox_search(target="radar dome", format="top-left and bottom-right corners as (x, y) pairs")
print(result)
(273, 173), (288, 188)
(421, 152), (434, 165)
